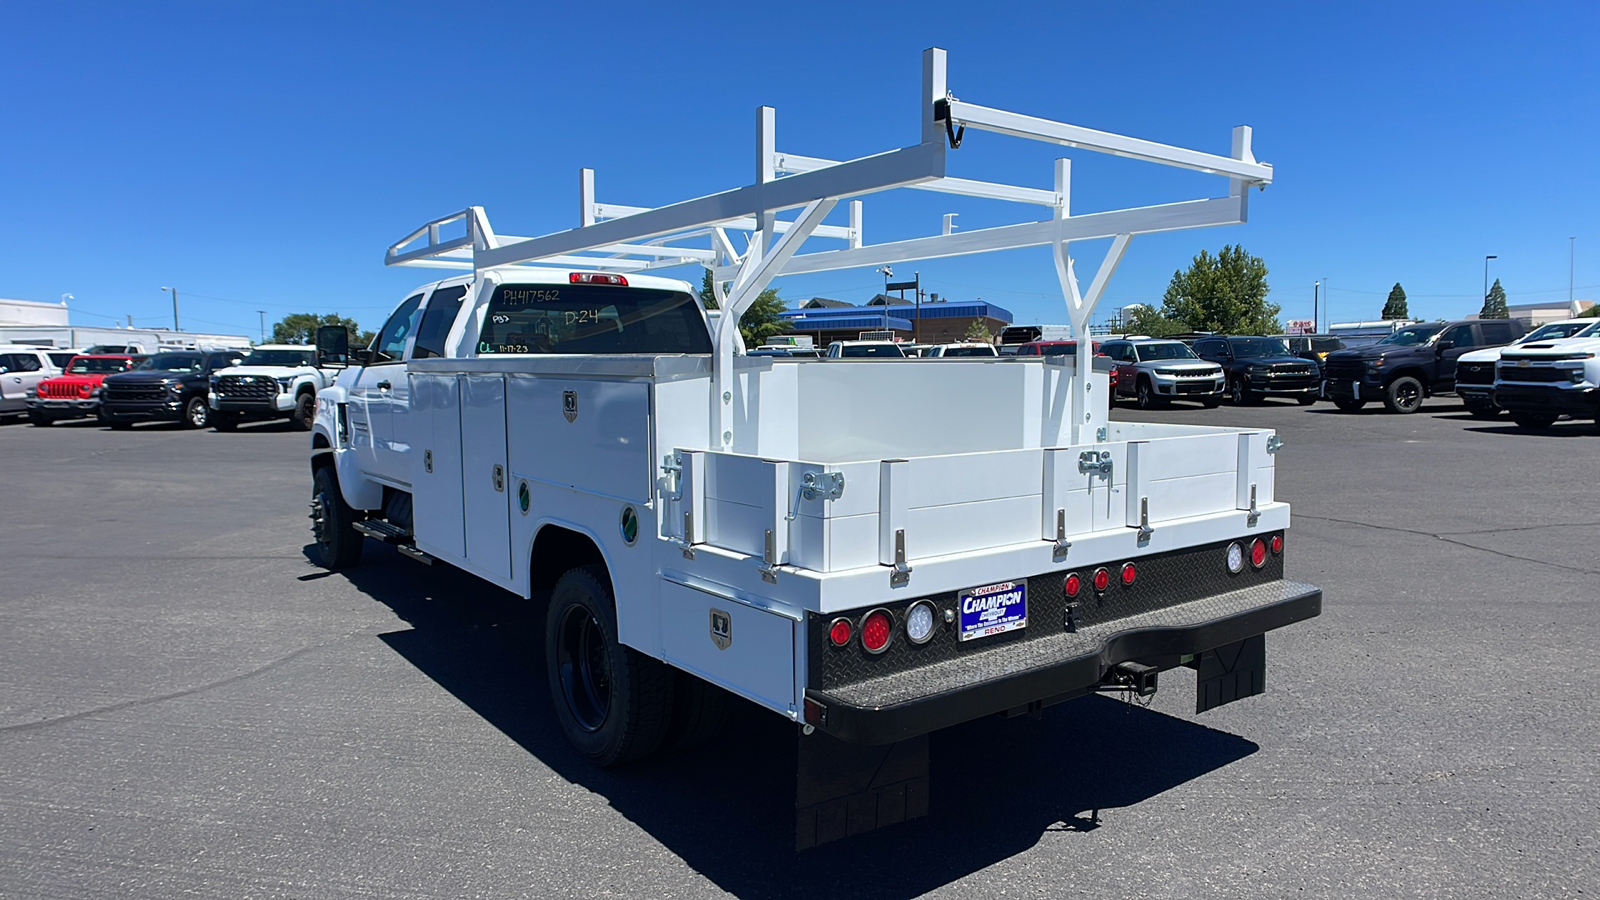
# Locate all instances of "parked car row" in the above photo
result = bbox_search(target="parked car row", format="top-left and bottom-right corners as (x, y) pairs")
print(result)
(0, 344), (334, 432)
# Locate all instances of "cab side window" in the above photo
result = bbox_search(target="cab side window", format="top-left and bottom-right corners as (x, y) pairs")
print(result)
(1480, 322), (1516, 345)
(2, 352), (41, 372)
(1440, 324), (1474, 348)
(372, 294), (425, 364)
(208, 353), (244, 371)
(411, 286), (469, 360)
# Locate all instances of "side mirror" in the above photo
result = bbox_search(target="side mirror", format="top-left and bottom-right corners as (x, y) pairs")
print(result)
(316, 325), (351, 367)
(1436, 340), (1454, 352)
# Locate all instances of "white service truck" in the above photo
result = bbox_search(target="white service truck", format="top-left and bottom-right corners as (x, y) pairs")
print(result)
(305, 50), (1320, 848)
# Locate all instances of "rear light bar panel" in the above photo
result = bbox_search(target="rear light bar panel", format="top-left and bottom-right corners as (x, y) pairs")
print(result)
(806, 533), (1286, 692)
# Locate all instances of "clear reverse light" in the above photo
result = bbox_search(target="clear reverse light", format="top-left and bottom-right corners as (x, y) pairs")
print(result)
(905, 601), (936, 644)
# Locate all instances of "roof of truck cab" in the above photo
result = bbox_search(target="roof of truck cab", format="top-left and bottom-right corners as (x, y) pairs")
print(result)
(405, 267), (695, 299)
(251, 344), (314, 352)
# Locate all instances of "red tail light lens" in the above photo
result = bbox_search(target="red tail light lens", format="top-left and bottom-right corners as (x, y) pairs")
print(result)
(860, 609), (893, 654)
(1063, 572), (1082, 598)
(1250, 538), (1267, 569)
(1092, 567), (1111, 592)
(570, 272), (628, 286)
(1120, 562), (1137, 585)
(1270, 534), (1283, 554)
(828, 618), (853, 647)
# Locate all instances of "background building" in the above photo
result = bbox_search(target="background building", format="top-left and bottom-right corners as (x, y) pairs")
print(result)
(0, 296), (249, 350)
(778, 294), (1011, 346)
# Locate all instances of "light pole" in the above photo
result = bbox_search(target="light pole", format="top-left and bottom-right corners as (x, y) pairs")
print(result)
(1483, 256), (1496, 306)
(1570, 237), (1577, 307)
(1312, 281), (1320, 333)
(876, 266), (893, 334)
(258, 310), (266, 344)
(161, 286), (180, 332)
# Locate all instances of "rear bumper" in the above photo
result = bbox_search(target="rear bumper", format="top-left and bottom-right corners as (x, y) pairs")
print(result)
(1494, 384), (1599, 416)
(804, 580), (1322, 744)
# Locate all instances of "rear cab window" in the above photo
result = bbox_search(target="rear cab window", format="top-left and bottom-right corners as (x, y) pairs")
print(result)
(476, 283), (711, 355)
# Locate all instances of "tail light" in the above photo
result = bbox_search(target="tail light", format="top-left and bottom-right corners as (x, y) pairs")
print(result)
(1226, 541), (1245, 574)
(1270, 534), (1283, 555)
(1063, 572), (1082, 598)
(570, 272), (628, 286)
(1249, 538), (1267, 569)
(1092, 567), (1111, 592)
(828, 617), (853, 647)
(860, 609), (893, 654)
(1120, 562), (1137, 585)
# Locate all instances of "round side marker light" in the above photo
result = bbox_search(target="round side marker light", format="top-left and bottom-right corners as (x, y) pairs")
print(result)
(1120, 562), (1137, 586)
(1226, 541), (1245, 574)
(1250, 538), (1268, 569)
(1063, 572), (1082, 598)
(1092, 567), (1111, 592)
(861, 609), (893, 654)
(828, 617), (853, 647)
(905, 601), (937, 644)
(1270, 534), (1284, 555)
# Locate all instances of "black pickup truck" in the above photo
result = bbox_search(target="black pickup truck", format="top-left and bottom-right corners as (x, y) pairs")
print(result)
(1322, 319), (1525, 414)
(99, 349), (248, 429)
(1192, 335), (1322, 405)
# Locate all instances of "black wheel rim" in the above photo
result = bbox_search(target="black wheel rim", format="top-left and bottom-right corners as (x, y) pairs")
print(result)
(1231, 382), (1244, 403)
(1395, 383), (1420, 410)
(310, 490), (332, 547)
(556, 604), (611, 732)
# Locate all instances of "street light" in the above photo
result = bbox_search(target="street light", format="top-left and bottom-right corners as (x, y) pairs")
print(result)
(161, 286), (180, 332)
(1483, 256), (1497, 305)
(1571, 237), (1577, 307)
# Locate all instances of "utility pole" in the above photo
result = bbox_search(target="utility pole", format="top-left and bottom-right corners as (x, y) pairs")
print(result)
(161, 286), (180, 332)
(258, 310), (267, 344)
(1313, 281), (1320, 332)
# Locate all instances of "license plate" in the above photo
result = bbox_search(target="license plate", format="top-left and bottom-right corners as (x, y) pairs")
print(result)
(958, 580), (1027, 642)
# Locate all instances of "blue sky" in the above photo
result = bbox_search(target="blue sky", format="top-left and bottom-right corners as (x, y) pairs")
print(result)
(4, 1), (1596, 340)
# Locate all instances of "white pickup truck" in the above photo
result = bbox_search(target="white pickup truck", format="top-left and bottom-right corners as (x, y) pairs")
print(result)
(209, 344), (333, 430)
(1493, 330), (1600, 431)
(304, 49), (1320, 848)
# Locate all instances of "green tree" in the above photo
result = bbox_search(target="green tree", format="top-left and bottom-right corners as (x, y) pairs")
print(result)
(1158, 244), (1280, 334)
(1480, 279), (1509, 319)
(1122, 304), (1187, 338)
(962, 319), (994, 342)
(1381, 283), (1409, 319)
(1577, 304), (1600, 318)
(699, 269), (790, 346)
(270, 313), (374, 347)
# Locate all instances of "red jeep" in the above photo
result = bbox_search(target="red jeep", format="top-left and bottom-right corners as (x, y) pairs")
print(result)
(28, 354), (139, 425)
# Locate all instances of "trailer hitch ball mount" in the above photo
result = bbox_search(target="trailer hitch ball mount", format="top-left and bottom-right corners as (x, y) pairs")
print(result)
(1097, 661), (1159, 697)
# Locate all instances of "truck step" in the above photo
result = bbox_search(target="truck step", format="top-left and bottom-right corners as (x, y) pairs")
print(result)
(352, 519), (411, 543)
(396, 544), (435, 566)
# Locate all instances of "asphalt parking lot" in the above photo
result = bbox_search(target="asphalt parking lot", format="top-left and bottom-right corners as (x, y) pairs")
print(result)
(1, 399), (1596, 900)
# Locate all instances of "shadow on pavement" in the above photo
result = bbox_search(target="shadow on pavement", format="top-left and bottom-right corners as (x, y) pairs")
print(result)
(311, 544), (1260, 898)
(1462, 422), (1596, 438)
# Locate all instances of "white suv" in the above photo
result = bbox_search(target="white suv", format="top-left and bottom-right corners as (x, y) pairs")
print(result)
(0, 346), (60, 421)
(209, 345), (333, 431)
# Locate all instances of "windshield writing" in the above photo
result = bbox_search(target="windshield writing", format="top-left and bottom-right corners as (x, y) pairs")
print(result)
(478, 284), (710, 355)
(66, 357), (132, 375)
(1135, 343), (1199, 361)
(1376, 324), (1445, 346)
(138, 353), (203, 372)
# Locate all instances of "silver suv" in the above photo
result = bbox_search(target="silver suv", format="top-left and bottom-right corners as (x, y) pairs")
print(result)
(1100, 338), (1225, 409)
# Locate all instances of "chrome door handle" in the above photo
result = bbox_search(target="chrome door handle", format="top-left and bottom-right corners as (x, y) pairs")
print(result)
(376, 380), (392, 391)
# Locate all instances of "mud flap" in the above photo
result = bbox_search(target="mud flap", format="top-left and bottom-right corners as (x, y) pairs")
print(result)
(795, 731), (928, 851)
(1193, 633), (1266, 713)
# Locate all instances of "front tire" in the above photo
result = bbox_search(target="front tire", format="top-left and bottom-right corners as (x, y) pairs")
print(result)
(1464, 402), (1500, 419)
(27, 409), (51, 427)
(291, 392), (315, 431)
(211, 413), (239, 431)
(1510, 411), (1559, 431)
(1333, 398), (1365, 412)
(545, 565), (673, 767)
(1135, 379), (1163, 410)
(1383, 376), (1425, 414)
(1229, 379), (1252, 406)
(183, 396), (209, 429)
(1201, 397), (1220, 409)
(1297, 395), (1318, 406)
(310, 465), (363, 569)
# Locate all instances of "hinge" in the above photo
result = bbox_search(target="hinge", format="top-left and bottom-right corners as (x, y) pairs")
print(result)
(1136, 497), (1153, 544)
(661, 453), (684, 499)
(1052, 508), (1072, 560)
(785, 470), (844, 521)
(1078, 450), (1113, 477)
(890, 529), (912, 587)
(1266, 435), (1285, 454)
(759, 529), (779, 583)
(678, 510), (696, 560)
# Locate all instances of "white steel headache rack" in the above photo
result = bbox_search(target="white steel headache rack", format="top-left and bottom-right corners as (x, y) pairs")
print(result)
(385, 46), (1272, 452)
